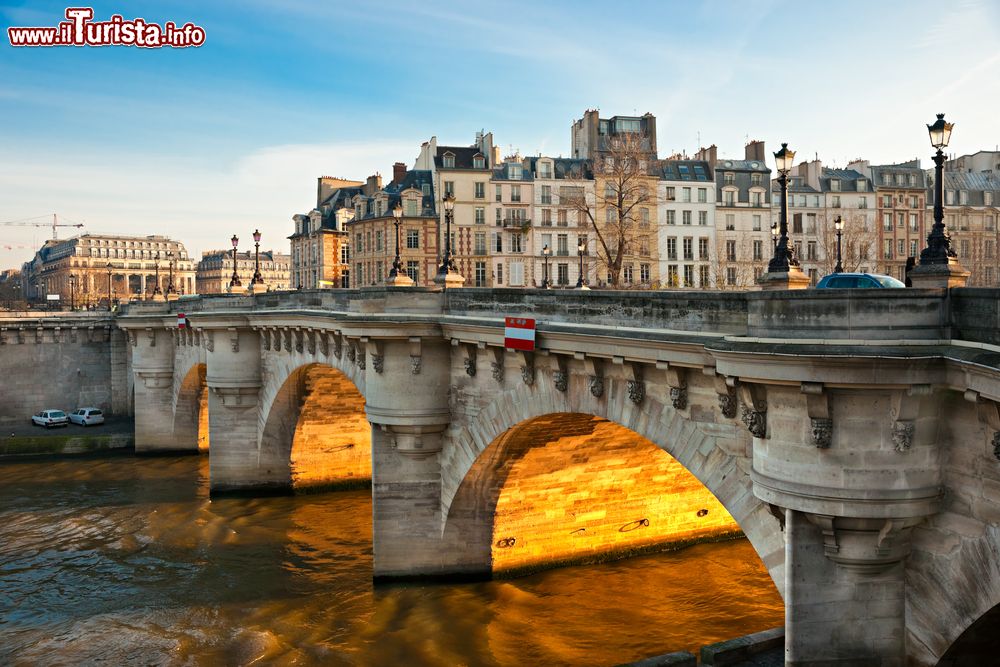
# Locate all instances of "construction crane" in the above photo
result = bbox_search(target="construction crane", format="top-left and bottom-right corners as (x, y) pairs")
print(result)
(0, 214), (85, 240)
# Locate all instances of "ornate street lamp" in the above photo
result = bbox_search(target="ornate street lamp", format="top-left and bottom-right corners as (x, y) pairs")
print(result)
(576, 239), (590, 290)
(229, 234), (242, 288)
(768, 142), (799, 273)
(433, 193), (464, 286)
(920, 113), (957, 266)
(251, 229), (263, 284)
(834, 216), (844, 274)
(390, 206), (404, 278)
(68, 274), (76, 311)
(167, 251), (176, 293)
(541, 244), (552, 288)
(105, 263), (113, 311)
(771, 221), (779, 251)
(152, 251), (162, 296)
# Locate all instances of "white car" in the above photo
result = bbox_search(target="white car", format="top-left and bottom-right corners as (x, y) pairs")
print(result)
(31, 409), (69, 428)
(68, 408), (105, 426)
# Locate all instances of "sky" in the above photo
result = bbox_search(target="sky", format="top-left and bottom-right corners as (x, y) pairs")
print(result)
(1, 0), (998, 269)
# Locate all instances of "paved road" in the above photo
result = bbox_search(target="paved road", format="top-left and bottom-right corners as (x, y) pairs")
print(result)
(2, 417), (134, 438)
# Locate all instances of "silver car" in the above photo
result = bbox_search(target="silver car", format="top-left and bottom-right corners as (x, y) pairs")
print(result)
(31, 410), (69, 428)
(68, 408), (105, 427)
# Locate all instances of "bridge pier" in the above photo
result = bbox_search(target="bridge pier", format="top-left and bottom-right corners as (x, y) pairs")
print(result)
(131, 327), (185, 452)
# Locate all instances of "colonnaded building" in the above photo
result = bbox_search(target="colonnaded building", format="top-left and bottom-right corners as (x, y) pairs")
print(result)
(20, 234), (196, 305)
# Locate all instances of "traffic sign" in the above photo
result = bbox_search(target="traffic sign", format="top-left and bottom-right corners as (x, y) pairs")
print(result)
(504, 317), (535, 351)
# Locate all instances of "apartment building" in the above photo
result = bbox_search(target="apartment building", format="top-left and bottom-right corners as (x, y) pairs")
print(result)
(658, 159), (716, 288)
(290, 176), (359, 289)
(346, 166), (438, 287)
(856, 160), (928, 282)
(933, 169), (1000, 286)
(489, 156), (535, 286)
(527, 156), (595, 287)
(196, 249), (290, 294)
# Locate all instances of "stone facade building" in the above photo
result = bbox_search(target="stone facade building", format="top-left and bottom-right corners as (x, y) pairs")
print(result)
(490, 156), (535, 287)
(195, 249), (291, 294)
(658, 159), (716, 288)
(855, 159), (928, 282)
(290, 176), (359, 289)
(21, 233), (195, 306)
(526, 156), (595, 288)
(346, 166), (439, 287)
(934, 151), (1000, 286)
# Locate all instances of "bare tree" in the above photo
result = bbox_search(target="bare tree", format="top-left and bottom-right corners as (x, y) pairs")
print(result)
(816, 213), (875, 275)
(563, 134), (654, 287)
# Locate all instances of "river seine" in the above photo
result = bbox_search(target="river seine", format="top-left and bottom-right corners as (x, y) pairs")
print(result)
(0, 454), (783, 666)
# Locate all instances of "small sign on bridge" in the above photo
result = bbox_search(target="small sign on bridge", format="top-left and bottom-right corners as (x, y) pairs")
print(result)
(504, 317), (535, 351)
(177, 313), (186, 329)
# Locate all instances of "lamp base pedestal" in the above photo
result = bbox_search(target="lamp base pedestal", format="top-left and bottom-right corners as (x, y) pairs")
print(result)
(433, 270), (465, 288)
(150, 293), (166, 302)
(248, 283), (268, 295)
(575, 284), (591, 291)
(757, 268), (811, 291)
(385, 273), (415, 287)
(908, 260), (970, 288)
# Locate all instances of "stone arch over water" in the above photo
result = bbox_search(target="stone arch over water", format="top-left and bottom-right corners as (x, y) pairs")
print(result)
(442, 376), (785, 590)
(173, 362), (208, 451)
(258, 362), (370, 492)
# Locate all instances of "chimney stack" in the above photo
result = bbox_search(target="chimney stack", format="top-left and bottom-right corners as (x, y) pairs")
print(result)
(745, 140), (766, 162)
(392, 162), (407, 185)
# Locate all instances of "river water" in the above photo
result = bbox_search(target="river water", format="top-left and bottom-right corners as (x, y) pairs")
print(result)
(0, 454), (783, 666)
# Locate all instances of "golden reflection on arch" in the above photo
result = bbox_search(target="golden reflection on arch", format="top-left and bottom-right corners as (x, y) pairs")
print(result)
(261, 363), (371, 492)
(448, 412), (743, 576)
(174, 363), (208, 451)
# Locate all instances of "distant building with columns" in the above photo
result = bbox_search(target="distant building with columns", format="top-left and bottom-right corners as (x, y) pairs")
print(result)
(20, 234), (195, 306)
(196, 249), (291, 294)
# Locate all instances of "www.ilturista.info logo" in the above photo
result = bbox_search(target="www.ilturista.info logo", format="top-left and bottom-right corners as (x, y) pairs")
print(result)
(7, 7), (206, 48)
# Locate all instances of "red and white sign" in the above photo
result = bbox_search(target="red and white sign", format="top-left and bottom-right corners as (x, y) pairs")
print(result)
(177, 313), (186, 329)
(504, 317), (536, 351)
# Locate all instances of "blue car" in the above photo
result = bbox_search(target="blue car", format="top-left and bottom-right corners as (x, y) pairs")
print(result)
(815, 273), (905, 289)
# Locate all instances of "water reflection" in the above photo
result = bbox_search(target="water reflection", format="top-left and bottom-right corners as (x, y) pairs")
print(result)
(0, 455), (782, 665)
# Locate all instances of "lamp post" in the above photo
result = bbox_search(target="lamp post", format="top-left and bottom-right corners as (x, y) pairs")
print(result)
(105, 263), (113, 311)
(152, 251), (162, 296)
(576, 239), (590, 290)
(229, 234), (241, 288)
(166, 251), (176, 294)
(920, 113), (956, 266)
(771, 222), (779, 251)
(386, 204), (415, 286)
(251, 229), (263, 285)
(68, 274), (76, 311)
(768, 142), (799, 273)
(834, 216), (844, 273)
(541, 244), (551, 288)
(434, 193), (464, 287)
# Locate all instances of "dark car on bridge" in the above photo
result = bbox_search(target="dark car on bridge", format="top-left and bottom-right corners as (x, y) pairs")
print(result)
(815, 273), (905, 289)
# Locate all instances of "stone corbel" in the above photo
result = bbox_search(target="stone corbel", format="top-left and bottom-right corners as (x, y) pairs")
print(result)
(145, 327), (156, 348)
(964, 390), (1000, 460)
(294, 328), (304, 354)
(656, 361), (688, 410)
(210, 385), (259, 409)
(318, 331), (329, 357)
(715, 375), (738, 418)
(306, 329), (316, 355)
(615, 357), (645, 405)
(738, 382), (767, 438)
(409, 337), (422, 375)
(385, 423), (446, 460)
(462, 342), (477, 377)
(282, 328), (292, 353)
(332, 331), (343, 360)
(135, 369), (173, 389)
(227, 327), (240, 353)
(802, 382), (833, 449)
(261, 328), (272, 352)
(126, 329), (137, 347)
(70, 326), (78, 343)
(519, 350), (535, 386)
(35, 327), (44, 344)
(365, 338), (384, 374)
(550, 355), (568, 392)
(580, 355), (604, 398)
(203, 330), (215, 353)
(490, 347), (505, 383)
(805, 513), (923, 574)
(890, 385), (929, 453)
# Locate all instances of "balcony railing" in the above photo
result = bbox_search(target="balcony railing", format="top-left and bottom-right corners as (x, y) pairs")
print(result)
(500, 218), (531, 229)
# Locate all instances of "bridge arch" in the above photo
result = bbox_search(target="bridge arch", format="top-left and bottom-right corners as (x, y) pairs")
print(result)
(258, 362), (371, 492)
(173, 361), (208, 451)
(442, 374), (785, 590)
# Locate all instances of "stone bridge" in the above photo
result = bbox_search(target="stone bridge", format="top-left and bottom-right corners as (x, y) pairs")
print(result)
(115, 287), (1000, 666)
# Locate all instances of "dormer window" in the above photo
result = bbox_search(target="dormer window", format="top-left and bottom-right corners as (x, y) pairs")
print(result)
(539, 161), (552, 179)
(509, 164), (522, 180)
(405, 198), (418, 216)
(422, 183), (431, 197)
(857, 180), (866, 192)
(443, 153), (455, 169)
(473, 155), (485, 169)
(830, 179), (840, 191)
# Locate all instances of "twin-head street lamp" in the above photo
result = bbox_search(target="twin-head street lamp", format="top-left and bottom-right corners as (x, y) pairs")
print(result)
(387, 205), (415, 286)
(576, 239), (590, 290)
(541, 244), (552, 288)
(68, 274), (76, 311)
(229, 234), (242, 288)
(833, 216), (844, 274)
(434, 192), (464, 286)
(166, 251), (176, 294)
(768, 142), (800, 273)
(920, 113), (957, 266)
(251, 229), (263, 285)
(105, 262), (113, 311)
(152, 251), (162, 295)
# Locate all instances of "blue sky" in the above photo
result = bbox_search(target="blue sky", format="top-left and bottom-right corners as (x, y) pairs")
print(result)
(1, 0), (998, 268)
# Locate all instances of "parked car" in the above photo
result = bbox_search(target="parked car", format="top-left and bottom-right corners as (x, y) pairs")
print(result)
(68, 407), (105, 427)
(31, 409), (69, 428)
(815, 273), (905, 289)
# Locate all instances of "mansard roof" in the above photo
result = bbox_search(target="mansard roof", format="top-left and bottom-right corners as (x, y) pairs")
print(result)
(659, 159), (713, 182)
(434, 145), (489, 170)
